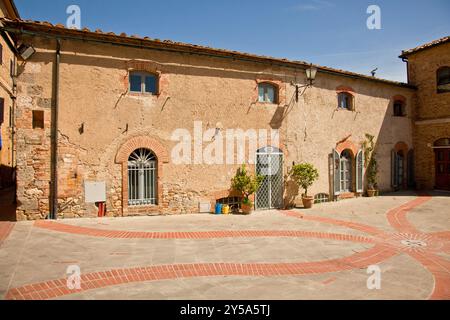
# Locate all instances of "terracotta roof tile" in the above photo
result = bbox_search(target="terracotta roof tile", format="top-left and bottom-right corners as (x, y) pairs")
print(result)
(400, 35), (450, 58)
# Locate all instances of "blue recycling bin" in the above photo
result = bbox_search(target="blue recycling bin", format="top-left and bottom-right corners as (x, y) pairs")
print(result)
(215, 203), (223, 215)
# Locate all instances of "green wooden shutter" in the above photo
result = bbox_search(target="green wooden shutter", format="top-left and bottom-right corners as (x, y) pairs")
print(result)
(356, 150), (364, 193)
(333, 149), (341, 196)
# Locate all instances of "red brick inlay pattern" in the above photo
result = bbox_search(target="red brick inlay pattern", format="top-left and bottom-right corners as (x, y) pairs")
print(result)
(0, 222), (14, 247)
(6, 194), (450, 300)
(5, 244), (396, 300)
(284, 193), (450, 300)
(33, 221), (374, 243)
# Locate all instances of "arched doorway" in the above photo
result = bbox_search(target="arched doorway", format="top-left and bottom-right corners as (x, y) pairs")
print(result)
(434, 138), (450, 190)
(256, 146), (284, 210)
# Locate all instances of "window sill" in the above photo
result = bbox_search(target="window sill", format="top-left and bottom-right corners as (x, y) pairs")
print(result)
(256, 101), (280, 106)
(335, 107), (354, 112)
(128, 92), (159, 97)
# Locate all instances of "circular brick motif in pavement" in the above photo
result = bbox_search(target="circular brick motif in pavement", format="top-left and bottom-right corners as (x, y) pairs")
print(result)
(380, 233), (444, 253)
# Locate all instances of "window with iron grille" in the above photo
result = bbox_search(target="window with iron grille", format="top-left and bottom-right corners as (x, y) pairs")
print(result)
(314, 193), (330, 204)
(128, 148), (157, 206)
(217, 197), (242, 212)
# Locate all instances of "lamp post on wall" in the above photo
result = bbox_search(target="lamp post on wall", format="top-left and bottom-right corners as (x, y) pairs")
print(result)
(293, 64), (318, 102)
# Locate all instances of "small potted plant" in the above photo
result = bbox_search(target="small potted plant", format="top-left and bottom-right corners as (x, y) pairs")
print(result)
(363, 134), (378, 197)
(231, 165), (263, 214)
(290, 163), (319, 209)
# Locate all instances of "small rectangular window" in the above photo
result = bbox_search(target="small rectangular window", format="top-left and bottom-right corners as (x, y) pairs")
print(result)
(32, 110), (44, 129)
(129, 72), (159, 95)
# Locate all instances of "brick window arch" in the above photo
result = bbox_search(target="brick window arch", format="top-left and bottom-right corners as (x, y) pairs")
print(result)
(116, 136), (169, 215)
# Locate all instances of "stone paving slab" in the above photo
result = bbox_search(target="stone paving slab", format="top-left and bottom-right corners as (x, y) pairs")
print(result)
(0, 191), (449, 300)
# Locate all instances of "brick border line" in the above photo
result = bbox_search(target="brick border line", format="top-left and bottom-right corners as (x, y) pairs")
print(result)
(407, 251), (450, 300)
(0, 222), (14, 247)
(386, 195), (432, 234)
(282, 211), (384, 236)
(33, 221), (375, 244)
(5, 244), (397, 300)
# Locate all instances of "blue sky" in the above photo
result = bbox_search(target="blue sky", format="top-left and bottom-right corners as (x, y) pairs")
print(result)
(15, 0), (450, 82)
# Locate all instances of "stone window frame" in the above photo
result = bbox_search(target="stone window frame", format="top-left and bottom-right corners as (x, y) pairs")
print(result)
(336, 86), (355, 111)
(115, 136), (169, 216)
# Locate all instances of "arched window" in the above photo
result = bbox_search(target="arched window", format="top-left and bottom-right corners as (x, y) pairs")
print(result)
(338, 92), (354, 110)
(258, 82), (278, 103)
(437, 67), (450, 93)
(434, 138), (450, 147)
(129, 71), (158, 94)
(393, 100), (406, 117)
(128, 148), (157, 206)
(340, 150), (353, 192)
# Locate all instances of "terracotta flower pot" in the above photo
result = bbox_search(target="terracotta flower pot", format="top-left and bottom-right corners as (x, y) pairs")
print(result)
(302, 196), (314, 209)
(241, 203), (253, 215)
(367, 189), (377, 197)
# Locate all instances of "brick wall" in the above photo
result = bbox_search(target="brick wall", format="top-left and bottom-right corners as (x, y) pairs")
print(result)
(407, 42), (450, 189)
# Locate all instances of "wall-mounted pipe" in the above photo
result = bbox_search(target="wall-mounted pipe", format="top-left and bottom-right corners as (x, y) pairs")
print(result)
(49, 39), (61, 220)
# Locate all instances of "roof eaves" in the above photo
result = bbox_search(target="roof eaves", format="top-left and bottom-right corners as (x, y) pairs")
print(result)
(1, 18), (415, 89)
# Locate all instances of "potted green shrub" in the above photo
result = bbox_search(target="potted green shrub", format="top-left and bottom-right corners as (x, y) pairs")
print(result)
(363, 134), (378, 197)
(290, 163), (319, 209)
(231, 165), (263, 214)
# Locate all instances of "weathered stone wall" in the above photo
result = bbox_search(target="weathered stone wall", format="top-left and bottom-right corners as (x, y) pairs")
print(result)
(13, 35), (415, 220)
(407, 42), (450, 189)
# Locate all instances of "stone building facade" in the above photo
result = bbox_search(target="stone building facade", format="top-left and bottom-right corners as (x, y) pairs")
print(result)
(0, 2), (447, 221)
(400, 38), (450, 190)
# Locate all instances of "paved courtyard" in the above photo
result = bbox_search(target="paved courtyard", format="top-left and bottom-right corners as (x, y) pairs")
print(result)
(0, 191), (449, 300)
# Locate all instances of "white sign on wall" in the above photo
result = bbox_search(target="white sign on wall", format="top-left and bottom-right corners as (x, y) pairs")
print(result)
(84, 181), (106, 203)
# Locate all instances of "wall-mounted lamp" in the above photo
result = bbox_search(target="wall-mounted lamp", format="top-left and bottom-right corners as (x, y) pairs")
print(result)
(305, 64), (318, 86)
(18, 44), (36, 61)
(293, 64), (318, 102)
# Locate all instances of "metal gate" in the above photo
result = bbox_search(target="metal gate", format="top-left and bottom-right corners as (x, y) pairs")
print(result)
(128, 148), (157, 206)
(256, 147), (284, 210)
